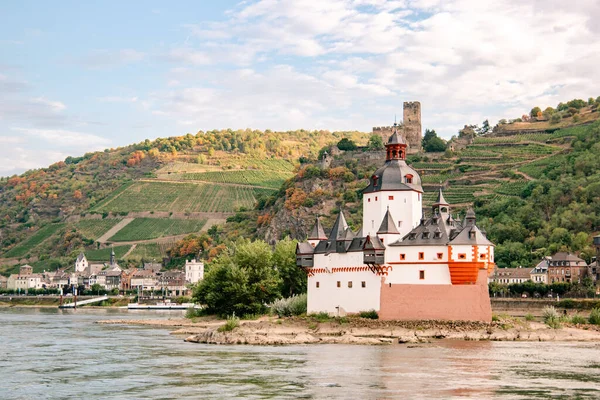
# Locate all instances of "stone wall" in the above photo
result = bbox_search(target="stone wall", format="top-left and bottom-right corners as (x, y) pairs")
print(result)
(372, 101), (422, 153)
(378, 269), (492, 322)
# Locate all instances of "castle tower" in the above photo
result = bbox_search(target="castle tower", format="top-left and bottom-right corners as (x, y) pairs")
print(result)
(362, 127), (423, 237)
(403, 101), (422, 151)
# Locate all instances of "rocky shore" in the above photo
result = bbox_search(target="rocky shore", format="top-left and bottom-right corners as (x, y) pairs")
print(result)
(97, 316), (600, 345)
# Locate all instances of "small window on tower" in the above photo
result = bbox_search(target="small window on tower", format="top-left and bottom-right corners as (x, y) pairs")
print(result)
(375, 196), (378, 201)
(398, 221), (402, 228)
(368, 198), (371, 202)
(361, 281), (366, 288)
(388, 195), (394, 200)
(480, 253), (486, 259)
(400, 254), (406, 260)
(316, 282), (320, 288)
(418, 252), (424, 260)
(405, 176), (413, 184)
(437, 253), (443, 259)
(337, 281), (341, 288)
(348, 281), (353, 288)
(419, 270), (425, 280)
(458, 253), (466, 260)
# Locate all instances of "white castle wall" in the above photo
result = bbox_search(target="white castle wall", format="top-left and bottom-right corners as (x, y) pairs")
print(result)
(308, 251), (381, 314)
(362, 190), (422, 237)
(307, 271), (381, 315)
(385, 264), (451, 285)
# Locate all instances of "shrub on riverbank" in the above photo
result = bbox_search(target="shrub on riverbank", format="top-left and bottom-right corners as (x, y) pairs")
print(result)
(589, 308), (600, 325)
(358, 310), (379, 319)
(271, 294), (307, 317)
(218, 315), (240, 332)
(543, 306), (561, 329)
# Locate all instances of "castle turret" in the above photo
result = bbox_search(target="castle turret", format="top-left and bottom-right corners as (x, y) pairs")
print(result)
(362, 125), (423, 238)
(377, 207), (401, 245)
(308, 217), (327, 247)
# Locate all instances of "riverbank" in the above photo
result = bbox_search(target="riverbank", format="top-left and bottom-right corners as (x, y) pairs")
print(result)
(97, 315), (600, 345)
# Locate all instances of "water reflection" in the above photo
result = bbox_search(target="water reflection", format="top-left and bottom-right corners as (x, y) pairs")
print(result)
(1, 308), (600, 399)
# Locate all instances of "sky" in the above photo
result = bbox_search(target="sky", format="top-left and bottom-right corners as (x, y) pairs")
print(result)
(1, 0), (600, 176)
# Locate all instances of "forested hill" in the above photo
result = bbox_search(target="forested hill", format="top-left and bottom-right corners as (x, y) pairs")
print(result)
(0, 129), (367, 274)
(252, 122), (600, 271)
(2, 118), (600, 276)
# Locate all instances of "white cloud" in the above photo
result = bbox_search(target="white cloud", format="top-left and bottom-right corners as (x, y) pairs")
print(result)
(31, 97), (66, 112)
(156, 0), (600, 137)
(97, 96), (139, 103)
(12, 127), (110, 149)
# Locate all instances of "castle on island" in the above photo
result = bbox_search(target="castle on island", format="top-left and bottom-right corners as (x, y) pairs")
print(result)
(296, 123), (495, 322)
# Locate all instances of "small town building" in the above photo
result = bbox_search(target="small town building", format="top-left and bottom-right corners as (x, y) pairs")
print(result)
(131, 269), (158, 291)
(530, 257), (549, 284)
(75, 252), (88, 273)
(158, 271), (188, 296)
(105, 270), (122, 290)
(490, 266), (532, 284)
(185, 259), (204, 284)
(587, 235), (600, 285)
(547, 252), (586, 284)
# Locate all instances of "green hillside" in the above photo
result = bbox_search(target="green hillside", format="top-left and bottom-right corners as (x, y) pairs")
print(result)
(108, 218), (207, 242)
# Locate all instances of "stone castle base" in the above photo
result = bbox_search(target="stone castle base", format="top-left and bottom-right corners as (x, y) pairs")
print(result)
(378, 269), (492, 322)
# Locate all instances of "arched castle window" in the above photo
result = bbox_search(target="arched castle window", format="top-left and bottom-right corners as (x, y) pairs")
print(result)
(405, 174), (413, 184)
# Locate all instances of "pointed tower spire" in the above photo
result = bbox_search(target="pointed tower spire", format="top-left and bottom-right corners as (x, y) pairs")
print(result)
(110, 246), (115, 266)
(308, 217), (327, 241)
(329, 210), (349, 241)
(432, 187), (450, 216)
(377, 207), (400, 235)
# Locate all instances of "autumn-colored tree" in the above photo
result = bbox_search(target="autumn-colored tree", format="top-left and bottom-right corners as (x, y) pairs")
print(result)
(73, 190), (83, 199)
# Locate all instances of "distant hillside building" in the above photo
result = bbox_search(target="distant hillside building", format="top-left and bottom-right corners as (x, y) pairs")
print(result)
(296, 127), (495, 322)
(185, 259), (204, 284)
(547, 252), (586, 284)
(373, 102), (422, 152)
(75, 252), (88, 273)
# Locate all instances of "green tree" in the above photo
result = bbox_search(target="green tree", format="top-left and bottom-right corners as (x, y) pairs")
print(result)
(337, 138), (357, 151)
(367, 134), (384, 150)
(422, 129), (446, 152)
(530, 106), (541, 118)
(273, 237), (306, 297)
(192, 240), (282, 317)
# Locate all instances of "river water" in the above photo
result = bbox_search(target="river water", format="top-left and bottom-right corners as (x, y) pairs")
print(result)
(1, 308), (600, 399)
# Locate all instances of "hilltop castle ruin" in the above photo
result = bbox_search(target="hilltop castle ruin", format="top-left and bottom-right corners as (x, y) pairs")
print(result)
(373, 101), (422, 152)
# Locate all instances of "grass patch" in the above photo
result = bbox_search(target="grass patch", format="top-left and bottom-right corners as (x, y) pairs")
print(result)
(85, 245), (131, 261)
(523, 313), (535, 322)
(589, 308), (600, 325)
(109, 218), (206, 242)
(309, 312), (332, 323)
(218, 315), (240, 332)
(74, 219), (122, 240)
(571, 314), (587, 325)
(124, 243), (163, 260)
(185, 307), (203, 319)
(358, 310), (379, 319)
(92, 181), (276, 214)
(543, 306), (561, 329)
(3, 224), (65, 258)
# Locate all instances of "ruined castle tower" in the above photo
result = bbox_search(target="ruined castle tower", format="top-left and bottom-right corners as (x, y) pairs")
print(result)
(372, 101), (422, 153)
(402, 101), (421, 151)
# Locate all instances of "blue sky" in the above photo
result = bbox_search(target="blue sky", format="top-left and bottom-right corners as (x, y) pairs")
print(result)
(1, 0), (599, 175)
